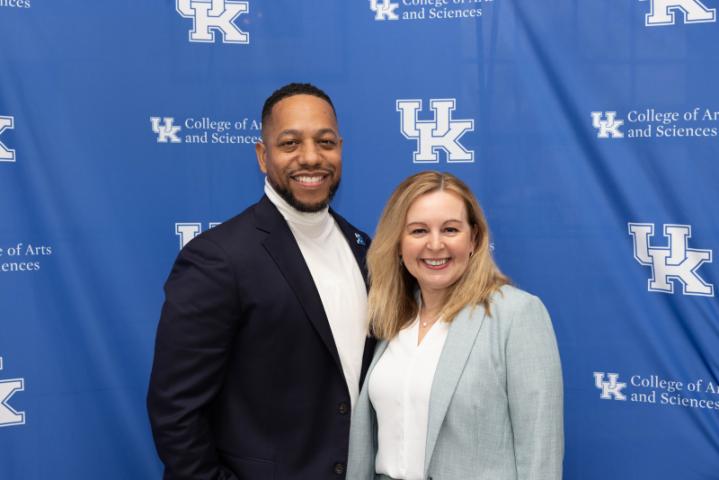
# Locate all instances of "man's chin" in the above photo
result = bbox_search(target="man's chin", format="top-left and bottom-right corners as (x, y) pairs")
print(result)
(284, 191), (332, 212)
(293, 200), (330, 213)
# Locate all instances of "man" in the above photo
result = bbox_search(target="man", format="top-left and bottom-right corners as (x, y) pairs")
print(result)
(148, 83), (375, 480)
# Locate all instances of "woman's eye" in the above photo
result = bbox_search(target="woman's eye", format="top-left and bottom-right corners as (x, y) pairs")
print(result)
(410, 228), (427, 235)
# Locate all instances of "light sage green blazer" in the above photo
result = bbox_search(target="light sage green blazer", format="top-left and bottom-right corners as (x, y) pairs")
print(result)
(347, 285), (563, 480)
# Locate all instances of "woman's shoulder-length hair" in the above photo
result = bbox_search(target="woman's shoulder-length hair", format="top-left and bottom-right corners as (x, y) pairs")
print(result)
(367, 171), (510, 340)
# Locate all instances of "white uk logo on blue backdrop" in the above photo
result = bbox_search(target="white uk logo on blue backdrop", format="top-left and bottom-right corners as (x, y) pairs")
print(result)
(369, 0), (400, 20)
(0, 357), (25, 428)
(176, 222), (221, 249)
(629, 223), (714, 297)
(0, 115), (16, 162)
(641, 0), (716, 26)
(176, 0), (249, 44)
(594, 372), (627, 401)
(397, 98), (474, 163)
(151, 117), (183, 143)
(591, 111), (624, 139)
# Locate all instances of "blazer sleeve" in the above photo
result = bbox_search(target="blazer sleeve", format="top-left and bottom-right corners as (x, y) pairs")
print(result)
(505, 295), (564, 480)
(147, 236), (240, 480)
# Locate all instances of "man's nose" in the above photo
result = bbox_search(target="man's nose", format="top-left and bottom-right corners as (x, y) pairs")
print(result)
(298, 141), (321, 166)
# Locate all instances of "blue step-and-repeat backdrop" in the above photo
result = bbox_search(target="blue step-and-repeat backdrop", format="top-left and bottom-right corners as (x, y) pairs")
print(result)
(1, 1), (718, 478)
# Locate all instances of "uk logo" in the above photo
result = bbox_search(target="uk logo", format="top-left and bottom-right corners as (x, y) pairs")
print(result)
(176, 222), (220, 249)
(370, 0), (400, 20)
(641, 0), (716, 26)
(397, 99), (475, 163)
(151, 117), (183, 143)
(176, 0), (250, 44)
(591, 111), (624, 139)
(594, 372), (627, 401)
(629, 223), (714, 297)
(0, 115), (16, 163)
(0, 357), (25, 428)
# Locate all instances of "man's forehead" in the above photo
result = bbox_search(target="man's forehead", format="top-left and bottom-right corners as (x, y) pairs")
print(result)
(267, 95), (337, 124)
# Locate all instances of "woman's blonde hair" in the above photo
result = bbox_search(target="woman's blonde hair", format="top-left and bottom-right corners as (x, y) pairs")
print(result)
(368, 171), (510, 340)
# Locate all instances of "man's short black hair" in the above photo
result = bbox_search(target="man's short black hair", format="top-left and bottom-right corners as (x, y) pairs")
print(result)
(261, 83), (337, 127)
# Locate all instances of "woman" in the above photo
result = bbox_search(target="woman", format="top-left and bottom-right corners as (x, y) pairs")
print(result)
(347, 171), (563, 480)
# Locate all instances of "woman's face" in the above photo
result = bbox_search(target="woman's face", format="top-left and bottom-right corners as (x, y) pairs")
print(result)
(400, 190), (476, 301)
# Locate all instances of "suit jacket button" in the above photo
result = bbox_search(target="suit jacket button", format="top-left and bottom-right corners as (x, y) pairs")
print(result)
(333, 462), (345, 475)
(338, 402), (349, 415)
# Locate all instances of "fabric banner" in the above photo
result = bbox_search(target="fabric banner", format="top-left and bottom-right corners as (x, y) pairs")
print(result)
(0, 1), (717, 478)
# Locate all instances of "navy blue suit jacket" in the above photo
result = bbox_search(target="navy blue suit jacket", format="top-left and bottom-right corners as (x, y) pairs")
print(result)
(148, 196), (375, 480)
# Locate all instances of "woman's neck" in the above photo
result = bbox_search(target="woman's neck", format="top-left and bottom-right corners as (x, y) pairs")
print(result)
(419, 290), (445, 319)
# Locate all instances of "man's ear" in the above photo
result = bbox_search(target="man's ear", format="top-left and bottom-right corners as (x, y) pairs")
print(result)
(255, 141), (267, 174)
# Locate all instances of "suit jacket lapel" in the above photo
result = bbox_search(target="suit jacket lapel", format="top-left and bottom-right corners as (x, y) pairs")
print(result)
(330, 209), (370, 290)
(254, 196), (342, 371)
(424, 304), (487, 475)
(330, 209), (377, 385)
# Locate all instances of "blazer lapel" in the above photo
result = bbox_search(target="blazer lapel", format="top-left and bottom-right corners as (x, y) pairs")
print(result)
(424, 304), (487, 475)
(330, 209), (377, 385)
(330, 209), (370, 290)
(365, 339), (389, 381)
(254, 196), (342, 371)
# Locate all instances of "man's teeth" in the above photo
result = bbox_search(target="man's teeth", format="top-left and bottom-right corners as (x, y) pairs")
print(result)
(296, 175), (323, 183)
(424, 258), (448, 266)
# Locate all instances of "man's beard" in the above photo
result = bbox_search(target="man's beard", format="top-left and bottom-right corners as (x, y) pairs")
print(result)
(269, 176), (341, 213)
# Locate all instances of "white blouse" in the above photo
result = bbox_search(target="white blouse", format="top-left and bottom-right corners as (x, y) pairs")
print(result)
(368, 317), (449, 480)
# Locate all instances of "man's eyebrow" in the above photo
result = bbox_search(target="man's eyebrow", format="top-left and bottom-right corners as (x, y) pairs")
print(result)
(315, 128), (339, 137)
(276, 128), (339, 138)
(276, 129), (301, 137)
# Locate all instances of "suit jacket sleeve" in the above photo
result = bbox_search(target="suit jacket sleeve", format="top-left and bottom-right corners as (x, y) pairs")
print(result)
(505, 295), (564, 480)
(147, 236), (240, 480)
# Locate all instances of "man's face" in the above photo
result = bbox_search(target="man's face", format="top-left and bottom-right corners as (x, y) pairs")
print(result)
(256, 94), (342, 212)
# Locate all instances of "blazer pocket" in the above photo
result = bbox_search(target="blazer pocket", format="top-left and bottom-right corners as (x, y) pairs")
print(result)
(219, 450), (276, 480)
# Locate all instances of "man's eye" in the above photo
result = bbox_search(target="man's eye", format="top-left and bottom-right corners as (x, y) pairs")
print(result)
(279, 140), (298, 148)
(318, 139), (337, 147)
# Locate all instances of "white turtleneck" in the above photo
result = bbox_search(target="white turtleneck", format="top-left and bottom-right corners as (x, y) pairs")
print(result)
(264, 179), (368, 408)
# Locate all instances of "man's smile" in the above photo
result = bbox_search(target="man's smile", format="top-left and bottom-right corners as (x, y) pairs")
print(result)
(289, 169), (333, 189)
